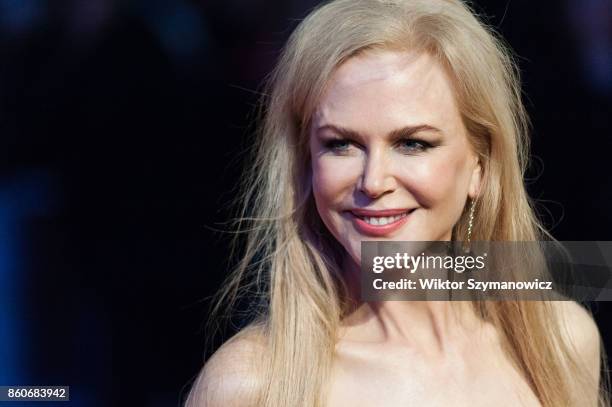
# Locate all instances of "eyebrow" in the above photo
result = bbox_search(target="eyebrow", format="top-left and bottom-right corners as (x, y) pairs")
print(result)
(314, 123), (443, 140)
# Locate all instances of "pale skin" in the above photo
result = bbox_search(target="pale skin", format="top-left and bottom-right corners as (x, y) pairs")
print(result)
(310, 49), (541, 407)
(186, 50), (601, 407)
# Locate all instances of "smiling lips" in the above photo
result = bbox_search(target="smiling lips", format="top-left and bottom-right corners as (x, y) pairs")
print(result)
(348, 208), (416, 237)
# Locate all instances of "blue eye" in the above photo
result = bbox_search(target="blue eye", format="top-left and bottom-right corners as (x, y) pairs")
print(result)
(324, 139), (351, 152)
(322, 137), (433, 155)
(397, 138), (432, 153)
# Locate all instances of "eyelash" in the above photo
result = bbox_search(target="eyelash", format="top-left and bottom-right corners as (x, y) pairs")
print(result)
(323, 138), (433, 154)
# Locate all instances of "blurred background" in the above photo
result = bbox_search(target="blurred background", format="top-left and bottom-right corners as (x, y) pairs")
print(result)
(0, 0), (610, 406)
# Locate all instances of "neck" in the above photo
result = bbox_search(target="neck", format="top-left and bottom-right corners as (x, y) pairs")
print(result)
(339, 255), (482, 352)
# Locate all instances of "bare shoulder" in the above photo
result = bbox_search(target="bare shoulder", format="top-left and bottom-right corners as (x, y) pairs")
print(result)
(553, 301), (601, 376)
(184, 326), (266, 407)
(554, 301), (600, 354)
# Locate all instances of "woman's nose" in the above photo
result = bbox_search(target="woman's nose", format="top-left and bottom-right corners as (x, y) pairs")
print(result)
(359, 150), (396, 199)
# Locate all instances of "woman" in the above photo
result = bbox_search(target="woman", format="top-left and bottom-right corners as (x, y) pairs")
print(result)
(186, 0), (607, 406)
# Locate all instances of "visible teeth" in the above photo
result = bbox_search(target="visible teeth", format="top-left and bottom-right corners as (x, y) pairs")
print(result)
(362, 212), (408, 225)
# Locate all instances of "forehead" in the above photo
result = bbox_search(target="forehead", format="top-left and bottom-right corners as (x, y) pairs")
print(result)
(312, 50), (462, 135)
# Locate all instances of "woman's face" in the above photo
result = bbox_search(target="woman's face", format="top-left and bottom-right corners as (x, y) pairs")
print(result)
(309, 50), (482, 264)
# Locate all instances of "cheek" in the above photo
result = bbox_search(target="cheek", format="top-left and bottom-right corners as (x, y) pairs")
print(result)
(311, 156), (362, 247)
(397, 152), (471, 207)
(311, 157), (360, 207)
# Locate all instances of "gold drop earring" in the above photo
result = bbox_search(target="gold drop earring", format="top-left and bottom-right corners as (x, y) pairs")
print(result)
(464, 198), (476, 253)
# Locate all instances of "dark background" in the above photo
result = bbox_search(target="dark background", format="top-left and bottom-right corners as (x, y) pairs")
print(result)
(0, 0), (610, 406)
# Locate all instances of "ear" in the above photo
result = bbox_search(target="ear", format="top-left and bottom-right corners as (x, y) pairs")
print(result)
(468, 157), (482, 199)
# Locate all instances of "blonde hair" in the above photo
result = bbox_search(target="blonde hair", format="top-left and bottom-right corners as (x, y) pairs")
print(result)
(193, 0), (608, 406)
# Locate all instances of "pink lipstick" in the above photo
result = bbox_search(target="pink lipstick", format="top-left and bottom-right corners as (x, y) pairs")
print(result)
(348, 208), (415, 237)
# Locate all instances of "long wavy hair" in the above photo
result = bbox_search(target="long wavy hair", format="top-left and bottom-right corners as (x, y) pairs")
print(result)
(189, 0), (608, 406)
